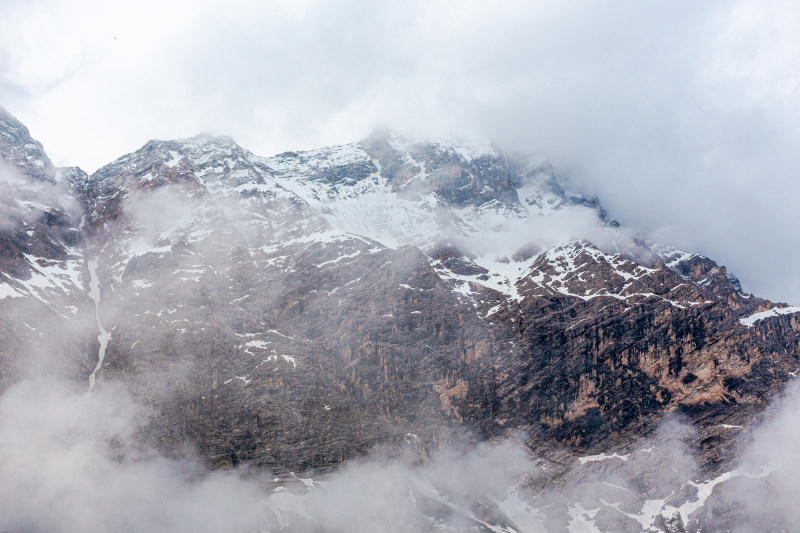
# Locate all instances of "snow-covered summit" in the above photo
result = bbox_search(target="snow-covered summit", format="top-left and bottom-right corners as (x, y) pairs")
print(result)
(83, 130), (663, 286)
(379, 130), (498, 163)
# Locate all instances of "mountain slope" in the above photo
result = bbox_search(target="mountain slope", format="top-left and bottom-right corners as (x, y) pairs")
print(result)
(1, 107), (799, 530)
(0, 107), (95, 388)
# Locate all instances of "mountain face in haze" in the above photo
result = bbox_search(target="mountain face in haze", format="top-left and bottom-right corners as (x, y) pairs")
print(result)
(2, 106), (800, 531)
(0, 108), (95, 388)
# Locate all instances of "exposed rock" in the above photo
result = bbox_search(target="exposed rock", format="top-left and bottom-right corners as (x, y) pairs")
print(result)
(1, 108), (799, 530)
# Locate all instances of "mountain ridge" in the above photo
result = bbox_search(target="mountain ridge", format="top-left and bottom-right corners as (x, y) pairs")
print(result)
(1, 107), (799, 531)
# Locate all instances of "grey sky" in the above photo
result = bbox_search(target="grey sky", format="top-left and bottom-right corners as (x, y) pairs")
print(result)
(1, 0), (798, 303)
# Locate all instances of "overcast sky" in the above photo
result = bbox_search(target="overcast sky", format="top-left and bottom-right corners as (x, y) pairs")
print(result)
(1, 0), (798, 303)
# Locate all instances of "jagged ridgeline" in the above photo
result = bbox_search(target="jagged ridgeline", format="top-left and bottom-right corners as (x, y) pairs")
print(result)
(1, 106), (799, 531)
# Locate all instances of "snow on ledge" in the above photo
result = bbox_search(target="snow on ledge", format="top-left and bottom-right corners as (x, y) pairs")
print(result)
(739, 306), (800, 327)
(578, 452), (629, 465)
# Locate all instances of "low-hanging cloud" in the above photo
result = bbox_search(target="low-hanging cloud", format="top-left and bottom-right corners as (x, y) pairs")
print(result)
(0, 378), (278, 533)
(2, 4), (800, 529)
(2, 0), (798, 303)
(0, 159), (79, 230)
(5, 371), (799, 532)
(693, 379), (800, 531)
(0, 375), (540, 533)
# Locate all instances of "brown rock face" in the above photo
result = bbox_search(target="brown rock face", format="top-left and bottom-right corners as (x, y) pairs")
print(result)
(1, 108), (799, 502)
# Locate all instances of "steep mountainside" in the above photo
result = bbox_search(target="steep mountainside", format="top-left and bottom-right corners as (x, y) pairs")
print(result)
(0, 108), (95, 388)
(1, 106), (799, 531)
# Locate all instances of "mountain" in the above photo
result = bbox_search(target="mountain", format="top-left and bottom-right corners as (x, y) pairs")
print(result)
(1, 106), (799, 531)
(0, 107), (95, 387)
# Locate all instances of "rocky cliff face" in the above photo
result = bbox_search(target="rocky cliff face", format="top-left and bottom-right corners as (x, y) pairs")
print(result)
(0, 107), (95, 389)
(1, 107), (799, 530)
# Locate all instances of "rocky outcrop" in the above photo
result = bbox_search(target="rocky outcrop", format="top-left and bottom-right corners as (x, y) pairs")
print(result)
(0, 108), (798, 529)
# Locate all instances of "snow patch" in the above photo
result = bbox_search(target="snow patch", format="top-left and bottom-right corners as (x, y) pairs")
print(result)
(88, 258), (111, 391)
(740, 306), (800, 327)
(578, 452), (630, 465)
(0, 283), (23, 299)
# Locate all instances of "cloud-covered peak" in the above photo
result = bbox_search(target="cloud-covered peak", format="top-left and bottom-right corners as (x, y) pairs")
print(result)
(362, 129), (499, 163)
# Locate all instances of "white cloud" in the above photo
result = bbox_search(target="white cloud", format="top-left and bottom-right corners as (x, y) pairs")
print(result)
(1, 0), (799, 302)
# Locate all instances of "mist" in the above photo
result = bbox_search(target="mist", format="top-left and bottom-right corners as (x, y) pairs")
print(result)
(0, 160), (79, 230)
(4, 371), (800, 531)
(692, 379), (800, 531)
(2, 3), (800, 530)
(0, 375), (540, 532)
(1, 0), (799, 303)
(0, 378), (275, 533)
